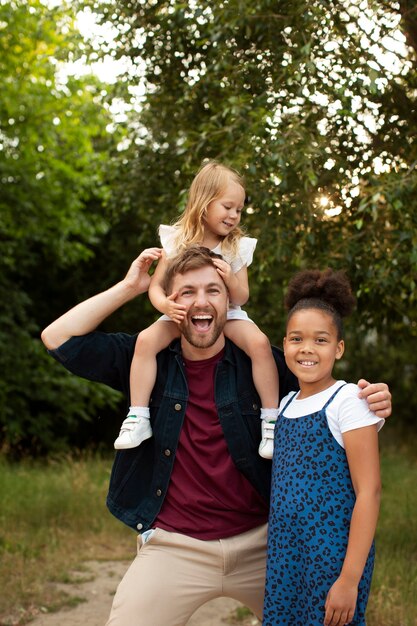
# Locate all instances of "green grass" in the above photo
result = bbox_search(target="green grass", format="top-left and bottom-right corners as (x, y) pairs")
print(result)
(0, 433), (416, 625)
(226, 605), (255, 623)
(0, 453), (133, 624)
(366, 432), (417, 626)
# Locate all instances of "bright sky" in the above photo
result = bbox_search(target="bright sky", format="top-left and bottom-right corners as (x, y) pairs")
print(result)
(68, 2), (409, 81)
(54, 6), (146, 123)
(73, 8), (127, 83)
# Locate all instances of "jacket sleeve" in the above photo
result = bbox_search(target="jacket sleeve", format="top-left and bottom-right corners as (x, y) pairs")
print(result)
(48, 331), (136, 396)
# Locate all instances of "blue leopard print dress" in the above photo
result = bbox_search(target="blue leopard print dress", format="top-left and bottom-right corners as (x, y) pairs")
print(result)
(263, 385), (375, 625)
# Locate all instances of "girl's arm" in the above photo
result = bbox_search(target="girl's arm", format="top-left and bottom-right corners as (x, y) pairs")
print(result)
(148, 251), (186, 323)
(212, 260), (249, 306)
(324, 424), (381, 626)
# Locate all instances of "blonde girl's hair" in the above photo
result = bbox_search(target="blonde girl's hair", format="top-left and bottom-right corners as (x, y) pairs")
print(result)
(172, 160), (245, 259)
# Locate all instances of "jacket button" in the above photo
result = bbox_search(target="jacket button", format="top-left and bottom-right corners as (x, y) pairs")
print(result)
(174, 403), (182, 411)
(156, 489), (162, 496)
(136, 523), (143, 530)
(164, 449), (171, 457)
(252, 403), (258, 410)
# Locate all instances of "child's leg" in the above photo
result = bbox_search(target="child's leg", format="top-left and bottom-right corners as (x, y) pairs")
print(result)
(130, 320), (180, 406)
(224, 320), (279, 409)
(224, 320), (279, 460)
(114, 320), (180, 450)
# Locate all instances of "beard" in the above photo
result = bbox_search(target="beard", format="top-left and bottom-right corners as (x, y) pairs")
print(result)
(179, 308), (227, 349)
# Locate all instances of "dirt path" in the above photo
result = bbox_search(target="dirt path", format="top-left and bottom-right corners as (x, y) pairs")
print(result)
(26, 561), (261, 626)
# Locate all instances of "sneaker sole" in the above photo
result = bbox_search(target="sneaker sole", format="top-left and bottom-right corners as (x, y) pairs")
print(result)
(114, 431), (153, 450)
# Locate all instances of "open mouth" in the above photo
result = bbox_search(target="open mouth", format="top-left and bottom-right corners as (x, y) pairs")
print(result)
(298, 360), (317, 367)
(191, 314), (213, 331)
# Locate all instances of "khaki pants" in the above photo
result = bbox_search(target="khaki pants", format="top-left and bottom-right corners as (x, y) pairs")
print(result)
(106, 523), (267, 626)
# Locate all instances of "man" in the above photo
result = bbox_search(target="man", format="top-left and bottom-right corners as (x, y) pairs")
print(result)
(41, 246), (391, 625)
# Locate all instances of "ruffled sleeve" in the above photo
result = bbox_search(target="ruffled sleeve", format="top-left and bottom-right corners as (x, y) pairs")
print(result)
(229, 236), (257, 273)
(158, 224), (179, 257)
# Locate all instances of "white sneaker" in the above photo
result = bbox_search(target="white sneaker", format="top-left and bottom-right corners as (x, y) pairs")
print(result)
(258, 420), (276, 459)
(114, 417), (153, 450)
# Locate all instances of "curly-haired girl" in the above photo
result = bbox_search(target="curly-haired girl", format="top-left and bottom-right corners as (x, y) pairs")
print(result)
(263, 269), (384, 626)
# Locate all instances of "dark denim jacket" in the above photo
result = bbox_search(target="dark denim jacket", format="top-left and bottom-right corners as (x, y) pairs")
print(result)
(50, 332), (298, 532)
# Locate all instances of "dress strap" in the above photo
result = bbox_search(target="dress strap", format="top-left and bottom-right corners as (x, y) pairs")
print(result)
(280, 392), (297, 415)
(322, 383), (348, 411)
(280, 383), (348, 416)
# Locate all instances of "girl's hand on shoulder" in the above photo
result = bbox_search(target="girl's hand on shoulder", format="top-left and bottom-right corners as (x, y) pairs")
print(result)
(324, 577), (357, 626)
(212, 258), (233, 285)
(165, 293), (186, 324)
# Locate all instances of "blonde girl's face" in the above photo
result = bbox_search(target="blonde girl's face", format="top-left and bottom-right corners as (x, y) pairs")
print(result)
(283, 308), (345, 399)
(203, 179), (245, 242)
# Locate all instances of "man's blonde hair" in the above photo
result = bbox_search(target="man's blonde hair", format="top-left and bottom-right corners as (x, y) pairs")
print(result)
(162, 245), (225, 295)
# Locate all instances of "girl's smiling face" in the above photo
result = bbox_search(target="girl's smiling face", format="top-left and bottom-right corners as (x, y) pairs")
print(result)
(284, 308), (345, 398)
(203, 179), (245, 243)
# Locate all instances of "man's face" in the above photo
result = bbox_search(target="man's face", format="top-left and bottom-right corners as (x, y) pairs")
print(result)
(171, 265), (228, 358)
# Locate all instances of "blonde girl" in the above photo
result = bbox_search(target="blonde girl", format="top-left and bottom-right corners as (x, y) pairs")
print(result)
(114, 161), (279, 458)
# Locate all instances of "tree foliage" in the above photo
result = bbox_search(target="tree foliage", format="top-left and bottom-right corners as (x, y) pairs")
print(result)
(83, 0), (417, 426)
(2, 0), (416, 454)
(0, 0), (122, 455)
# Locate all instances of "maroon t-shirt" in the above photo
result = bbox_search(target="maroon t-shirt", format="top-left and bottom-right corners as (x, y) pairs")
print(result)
(155, 349), (269, 539)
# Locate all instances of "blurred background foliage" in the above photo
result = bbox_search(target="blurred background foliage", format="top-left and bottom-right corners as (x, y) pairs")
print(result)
(1, 0), (416, 456)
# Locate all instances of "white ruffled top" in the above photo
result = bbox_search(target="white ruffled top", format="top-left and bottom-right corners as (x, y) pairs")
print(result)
(158, 224), (257, 274)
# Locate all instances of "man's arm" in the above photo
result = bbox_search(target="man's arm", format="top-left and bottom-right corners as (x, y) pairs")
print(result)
(41, 248), (162, 350)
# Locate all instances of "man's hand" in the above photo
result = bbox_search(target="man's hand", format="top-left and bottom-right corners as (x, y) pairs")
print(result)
(41, 248), (162, 350)
(124, 248), (162, 296)
(357, 379), (392, 418)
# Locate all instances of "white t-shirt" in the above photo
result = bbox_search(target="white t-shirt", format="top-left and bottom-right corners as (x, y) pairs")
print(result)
(279, 381), (385, 448)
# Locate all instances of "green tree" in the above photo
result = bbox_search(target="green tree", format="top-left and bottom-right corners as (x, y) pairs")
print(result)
(0, 0), (122, 454)
(83, 0), (416, 427)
